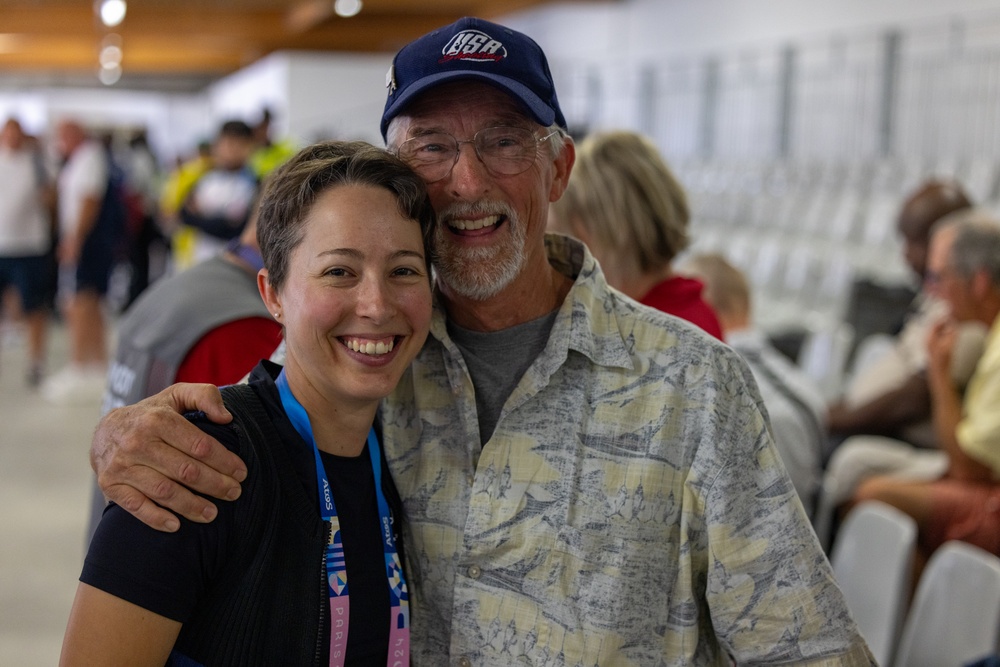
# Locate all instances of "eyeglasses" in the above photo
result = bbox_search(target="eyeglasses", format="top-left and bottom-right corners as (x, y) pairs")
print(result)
(395, 126), (560, 183)
(925, 265), (957, 288)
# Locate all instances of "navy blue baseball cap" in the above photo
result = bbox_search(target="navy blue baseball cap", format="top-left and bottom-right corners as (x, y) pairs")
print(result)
(380, 17), (567, 140)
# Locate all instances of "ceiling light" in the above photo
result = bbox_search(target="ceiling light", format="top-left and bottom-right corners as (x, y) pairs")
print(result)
(100, 44), (122, 68)
(333, 0), (362, 18)
(99, 64), (122, 86)
(99, 0), (127, 28)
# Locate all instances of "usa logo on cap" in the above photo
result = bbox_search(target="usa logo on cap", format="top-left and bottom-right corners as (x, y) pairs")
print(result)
(380, 17), (567, 139)
(440, 29), (507, 63)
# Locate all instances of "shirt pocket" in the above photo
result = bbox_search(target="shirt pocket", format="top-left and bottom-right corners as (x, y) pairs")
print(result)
(545, 521), (676, 637)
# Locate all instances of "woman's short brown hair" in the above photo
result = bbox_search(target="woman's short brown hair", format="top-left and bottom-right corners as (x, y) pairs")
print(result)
(256, 140), (436, 290)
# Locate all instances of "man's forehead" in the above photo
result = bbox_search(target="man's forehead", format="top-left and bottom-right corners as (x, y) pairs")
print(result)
(929, 228), (957, 262)
(400, 81), (535, 127)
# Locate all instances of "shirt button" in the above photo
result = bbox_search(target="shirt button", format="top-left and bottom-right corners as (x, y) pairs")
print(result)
(467, 475), (475, 487)
(468, 564), (481, 579)
(458, 657), (472, 667)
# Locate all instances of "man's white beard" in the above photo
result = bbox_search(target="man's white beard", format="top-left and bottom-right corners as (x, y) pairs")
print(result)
(433, 200), (526, 301)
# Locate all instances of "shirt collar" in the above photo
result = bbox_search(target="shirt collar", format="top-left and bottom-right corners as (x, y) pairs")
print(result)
(427, 233), (634, 371)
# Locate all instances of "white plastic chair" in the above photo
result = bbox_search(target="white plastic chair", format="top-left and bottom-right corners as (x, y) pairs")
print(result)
(893, 540), (1000, 667)
(846, 333), (896, 383)
(797, 322), (854, 401)
(830, 501), (917, 667)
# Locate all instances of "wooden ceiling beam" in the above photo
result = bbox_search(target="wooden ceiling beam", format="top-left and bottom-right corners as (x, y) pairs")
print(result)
(0, 0), (602, 81)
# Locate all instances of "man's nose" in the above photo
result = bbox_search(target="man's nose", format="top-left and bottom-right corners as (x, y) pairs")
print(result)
(446, 141), (493, 197)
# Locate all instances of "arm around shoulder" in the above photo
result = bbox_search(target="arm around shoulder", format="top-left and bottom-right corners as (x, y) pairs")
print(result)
(91, 383), (245, 532)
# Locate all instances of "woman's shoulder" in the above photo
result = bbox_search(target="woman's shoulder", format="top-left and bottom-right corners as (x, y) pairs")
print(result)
(184, 408), (243, 454)
(182, 384), (274, 467)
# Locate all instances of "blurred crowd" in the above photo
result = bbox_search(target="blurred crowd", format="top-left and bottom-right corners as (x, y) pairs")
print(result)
(0, 108), (296, 401)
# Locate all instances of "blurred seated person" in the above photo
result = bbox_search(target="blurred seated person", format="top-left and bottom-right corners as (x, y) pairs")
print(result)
(848, 215), (1000, 566)
(814, 206), (990, 550)
(174, 120), (259, 270)
(685, 253), (825, 517)
(828, 179), (978, 451)
(547, 130), (723, 339)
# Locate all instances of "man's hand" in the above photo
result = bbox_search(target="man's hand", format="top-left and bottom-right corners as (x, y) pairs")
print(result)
(91, 383), (246, 532)
(927, 318), (957, 385)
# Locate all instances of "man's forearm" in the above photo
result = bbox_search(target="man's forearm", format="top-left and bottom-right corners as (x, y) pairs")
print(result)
(929, 367), (992, 481)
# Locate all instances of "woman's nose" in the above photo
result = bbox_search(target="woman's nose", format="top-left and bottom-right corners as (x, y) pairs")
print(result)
(356, 276), (393, 320)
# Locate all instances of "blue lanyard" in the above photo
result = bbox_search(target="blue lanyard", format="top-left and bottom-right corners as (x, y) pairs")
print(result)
(275, 370), (409, 666)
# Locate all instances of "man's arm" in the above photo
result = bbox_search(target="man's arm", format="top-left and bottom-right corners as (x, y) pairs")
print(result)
(58, 194), (101, 265)
(926, 321), (994, 482)
(91, 383), (246, 532)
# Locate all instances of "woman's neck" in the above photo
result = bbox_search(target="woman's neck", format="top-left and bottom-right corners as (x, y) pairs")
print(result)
(283, 366), (377, 458)
(617, 265), (674, 301)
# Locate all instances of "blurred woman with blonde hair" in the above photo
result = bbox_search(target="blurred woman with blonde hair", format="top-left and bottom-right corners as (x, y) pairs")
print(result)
(549, 130), (722, 339)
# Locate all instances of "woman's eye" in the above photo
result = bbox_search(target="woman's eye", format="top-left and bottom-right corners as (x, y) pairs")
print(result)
(325, 267), (349, 278)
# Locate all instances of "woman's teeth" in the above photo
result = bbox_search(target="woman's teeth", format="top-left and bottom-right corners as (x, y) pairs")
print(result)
(346, 339), (395, 355)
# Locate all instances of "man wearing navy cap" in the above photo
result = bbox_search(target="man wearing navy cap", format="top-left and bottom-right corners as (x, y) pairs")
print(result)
(89, 17), (874, 665)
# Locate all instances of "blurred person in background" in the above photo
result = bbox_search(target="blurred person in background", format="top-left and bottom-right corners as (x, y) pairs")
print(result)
(684, 252), (826, 518)
(160, 139), (212, 233)
(548, 129), (723, 339)
(172, 120), (258, 270)
(119, 129), (168, 308)
(848, 216), (1000, 566)
(827, 179), (979, 450)
(815, 194), (989, 549)
(248, 107), (297, 179)
(0, 117), (55, 387)
(42, 119), (126, 403)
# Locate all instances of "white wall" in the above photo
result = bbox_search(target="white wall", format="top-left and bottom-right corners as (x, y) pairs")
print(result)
(285, 51), (393, 146)
(0, 87), (207, 166)
(5, 0), (1000, 164)
(203, 50), (393, 148)
(207, 53), (290, 139)
(511, 0), (1000, 61)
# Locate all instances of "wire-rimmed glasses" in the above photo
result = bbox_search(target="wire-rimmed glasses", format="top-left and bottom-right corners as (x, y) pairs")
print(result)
(394, 126), (559, 183)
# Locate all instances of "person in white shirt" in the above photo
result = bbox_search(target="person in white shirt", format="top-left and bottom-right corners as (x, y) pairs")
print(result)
(0, 117), (54, 387)
(43, 120), (120, 403)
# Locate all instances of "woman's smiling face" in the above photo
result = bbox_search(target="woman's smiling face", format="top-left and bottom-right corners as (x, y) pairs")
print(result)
(261, 182), (433, 409)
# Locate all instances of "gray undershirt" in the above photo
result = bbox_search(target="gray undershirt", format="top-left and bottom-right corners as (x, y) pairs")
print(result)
(447, 310), (558, 446)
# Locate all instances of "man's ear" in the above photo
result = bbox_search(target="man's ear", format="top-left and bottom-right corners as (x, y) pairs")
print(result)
(257, 269), (281, 319)
(548, 136), (576, 203)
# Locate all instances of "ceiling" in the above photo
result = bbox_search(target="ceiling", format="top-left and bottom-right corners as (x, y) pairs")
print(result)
(0, 0), (577, 93)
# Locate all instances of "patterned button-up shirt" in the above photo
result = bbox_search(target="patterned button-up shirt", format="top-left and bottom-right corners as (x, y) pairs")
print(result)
(381, 235), (874, 666)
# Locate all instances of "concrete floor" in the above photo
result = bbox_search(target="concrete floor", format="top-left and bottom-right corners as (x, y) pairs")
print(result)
(0, 320), (105, 666)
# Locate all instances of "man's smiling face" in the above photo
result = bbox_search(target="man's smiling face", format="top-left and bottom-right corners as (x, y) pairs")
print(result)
(388, 81), (569, 302)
